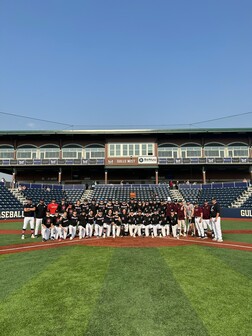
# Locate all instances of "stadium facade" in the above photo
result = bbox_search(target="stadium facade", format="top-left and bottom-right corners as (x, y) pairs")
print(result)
(0, 128), (252, 185)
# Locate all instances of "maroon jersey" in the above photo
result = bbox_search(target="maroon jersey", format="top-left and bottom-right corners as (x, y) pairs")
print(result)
(177, 205), (186, 220)
(166, 203), (175, 216)
(202, 205), (210, 219)
(194, 206), (203, 217)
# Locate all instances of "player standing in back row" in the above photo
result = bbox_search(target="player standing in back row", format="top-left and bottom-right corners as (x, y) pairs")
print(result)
(21, 198), (36, 239)
(210, 197), (223, 242)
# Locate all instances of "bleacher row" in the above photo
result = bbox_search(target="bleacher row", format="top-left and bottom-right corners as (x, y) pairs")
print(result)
(0, 184), (251, 212)
(180, 187), (246, 208)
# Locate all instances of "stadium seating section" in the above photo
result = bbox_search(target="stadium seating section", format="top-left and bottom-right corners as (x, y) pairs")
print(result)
(0, 183), (250, 212)
(0, 185), (23, 212)
(90, 185), (172, 202)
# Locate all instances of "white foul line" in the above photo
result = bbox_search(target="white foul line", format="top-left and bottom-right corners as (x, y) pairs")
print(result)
(0, 237), (251, 253)
(180, 238), (252, 250)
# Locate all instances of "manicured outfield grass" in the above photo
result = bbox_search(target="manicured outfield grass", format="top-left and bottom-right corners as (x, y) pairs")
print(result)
(0, 221), (22, 230)
(1, 245), (251, 336)
(0, 234), (41, 246)
(223, 233), (252, 244)
(221, 219), (252, 230)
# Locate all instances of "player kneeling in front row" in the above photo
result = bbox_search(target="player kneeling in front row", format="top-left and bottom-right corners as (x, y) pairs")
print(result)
(160, 213), (170, 237)
(59, 211), (69, 240)
(42, 211), (54, 241)
(78, 210), (87, 239)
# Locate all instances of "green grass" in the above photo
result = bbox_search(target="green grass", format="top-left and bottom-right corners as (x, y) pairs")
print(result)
(221, 220), (252, 230)
(223, 233), (252, 244)
(1, 245), (252, 336)
(0, 234), (42, 246)
(0, 221), (22, 230)
(160, 246), (252, 336)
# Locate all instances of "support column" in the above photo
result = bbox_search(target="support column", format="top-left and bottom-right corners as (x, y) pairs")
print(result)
(155, 169), (159, 185)
(12, 169), (16, 189)
(249, 166), (252, 182)
(105, 170), (108, 185)
(58, 168), (62, 184)
(202, 166), (206, 184)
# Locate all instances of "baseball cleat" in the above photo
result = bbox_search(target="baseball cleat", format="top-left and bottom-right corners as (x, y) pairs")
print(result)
(217, 239), (223, 242)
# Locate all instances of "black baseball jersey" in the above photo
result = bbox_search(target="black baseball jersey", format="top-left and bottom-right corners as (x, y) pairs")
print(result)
(167, 214), (178, 226)
(42, 215), (54, 228)
(95, 215), (104, 226)
(143, 215), (152, 226)
(135, 214), (143, 225)
(120, 214), (128, 224)
(54, 215), (61, 227)
(210, 203), (221, 217)
(104, 215), (114, 224)
(160, 215), (167, 226)
(127, 215), (136, 225)
(113, 214), (121, 225)
(82, 203), (90, 214)
(151, 214), (160, 225)
(24, 203), (36, 217)
(61, 217), (69, 227)
(78, 214), (87, 227)
(74, 205), (82, 215)
(69, 215), (79, 227)
(87, 214), (95, 225)
(35, 203), (47, 219)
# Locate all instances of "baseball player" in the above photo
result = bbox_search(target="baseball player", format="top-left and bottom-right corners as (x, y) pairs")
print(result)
(69, 210), (79, 240)
(177, 200), (187, 236)
(94, 210), (104, 237)
(202, 200), (211, 237)
(128, 211), (136, 237)
(143, 212), (152, 237)
(112, 211), (121, 238)
(78, 210), (87, 239)
(168, 210), (179, 239)
(134, 210), (144, 237)
(120, 208), (129, 236)
(86, 210), (95, 238)
(47, 198), (59, 216)
(151, 210), (160, 237)
(42, 210), (54, 241)
(59, 211), (70, 240)
(193, 202), (205, 239)
(160, 213), (170, 237)
(52, 210), (62, 240)
(21, 198), (36, 239)
(103, 209), (113, 237)
(57, 198), (68, 215)
(185, 201), (195, 236)
(34, 198), (47, 238)
(210, 197), (223, 242)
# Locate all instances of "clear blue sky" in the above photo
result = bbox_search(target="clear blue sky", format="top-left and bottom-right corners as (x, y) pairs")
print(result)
(0, 0), (252, 130)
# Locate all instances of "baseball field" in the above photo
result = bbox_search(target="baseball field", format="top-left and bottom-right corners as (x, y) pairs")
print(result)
(0, 219), (251, 336)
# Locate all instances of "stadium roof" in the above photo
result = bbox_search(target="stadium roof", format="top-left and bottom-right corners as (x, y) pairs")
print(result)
(0, 128), (252, 136)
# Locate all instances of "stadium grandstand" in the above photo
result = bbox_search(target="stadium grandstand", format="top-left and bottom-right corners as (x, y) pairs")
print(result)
(0, 128), (252, 218)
